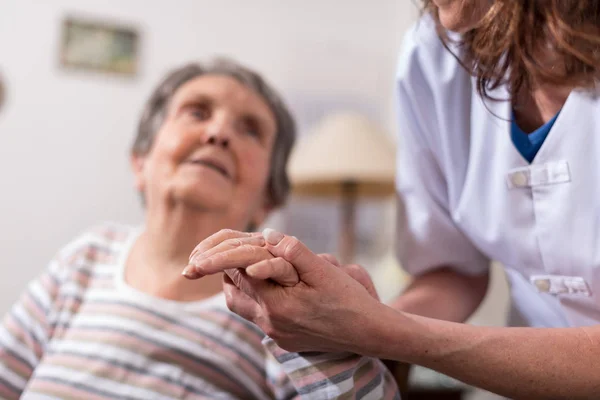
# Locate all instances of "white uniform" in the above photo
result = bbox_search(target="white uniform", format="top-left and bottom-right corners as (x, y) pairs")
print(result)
(395, 16), (600, 328)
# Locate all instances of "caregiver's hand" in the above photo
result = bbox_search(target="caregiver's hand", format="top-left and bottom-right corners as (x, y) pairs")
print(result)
(312, 252), (380, 301)
(185, 228), (384, 353)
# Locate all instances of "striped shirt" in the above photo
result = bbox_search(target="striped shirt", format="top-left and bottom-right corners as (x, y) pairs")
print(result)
(0, 223), (400, 399)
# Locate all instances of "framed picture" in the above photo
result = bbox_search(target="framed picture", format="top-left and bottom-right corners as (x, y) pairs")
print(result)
(59, 17), (139, 75)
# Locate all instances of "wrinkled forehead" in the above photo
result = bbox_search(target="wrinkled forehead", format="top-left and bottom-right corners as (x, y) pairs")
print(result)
(170, 74), (277, 129)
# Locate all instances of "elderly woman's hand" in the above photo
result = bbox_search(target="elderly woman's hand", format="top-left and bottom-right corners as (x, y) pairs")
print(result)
(183, 228), (384, 353)
(184, 229), (301, 286)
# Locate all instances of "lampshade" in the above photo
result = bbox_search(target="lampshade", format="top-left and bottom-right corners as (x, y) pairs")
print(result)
(289, 112), (396, 197)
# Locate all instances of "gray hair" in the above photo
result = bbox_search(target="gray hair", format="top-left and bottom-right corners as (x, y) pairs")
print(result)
(131, 58), (296, 209)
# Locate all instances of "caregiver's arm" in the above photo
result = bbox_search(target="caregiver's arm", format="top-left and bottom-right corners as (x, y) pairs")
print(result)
(390, 267), (489, 322)
(211, 233), (599, 400)
(258, 235), (598, 400)
(375, 306), (600, 400)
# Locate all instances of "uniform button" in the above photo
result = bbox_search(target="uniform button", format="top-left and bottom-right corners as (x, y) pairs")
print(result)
(511, 172), (528, 187)
(534, 278), (551, 293)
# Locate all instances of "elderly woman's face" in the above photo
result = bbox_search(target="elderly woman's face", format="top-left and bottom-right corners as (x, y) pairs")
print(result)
(431, 0), (492, 32)
(133, 74), (277, 228)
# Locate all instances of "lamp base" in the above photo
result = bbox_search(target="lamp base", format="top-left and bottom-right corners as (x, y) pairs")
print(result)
(339, 180), (357, 265)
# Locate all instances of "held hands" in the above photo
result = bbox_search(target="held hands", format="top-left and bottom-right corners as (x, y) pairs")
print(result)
(183, 229), (300, 286)
(182, 228), (381, 353)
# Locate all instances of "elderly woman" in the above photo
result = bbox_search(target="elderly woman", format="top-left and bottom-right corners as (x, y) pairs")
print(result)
(0, 59), (398, 399)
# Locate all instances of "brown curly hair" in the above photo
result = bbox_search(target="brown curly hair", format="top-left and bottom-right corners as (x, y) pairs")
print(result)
(422, 0), (600, 100)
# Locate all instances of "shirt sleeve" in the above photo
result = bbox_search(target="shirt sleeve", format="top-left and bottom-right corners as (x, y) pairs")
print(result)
(394, 18), (489, 277)
(263, 337), (400, 400)
(0, 258), (64, 399)
(264, 351), (299, 400)
(0, 229), (92, 400)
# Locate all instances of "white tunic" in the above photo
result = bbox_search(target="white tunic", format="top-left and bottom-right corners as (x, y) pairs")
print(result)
(395, 17), (600, 328)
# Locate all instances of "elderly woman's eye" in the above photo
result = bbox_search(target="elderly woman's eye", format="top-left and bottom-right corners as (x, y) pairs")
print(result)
(190, 104), (211, 120)
(242, 118), (261, 138)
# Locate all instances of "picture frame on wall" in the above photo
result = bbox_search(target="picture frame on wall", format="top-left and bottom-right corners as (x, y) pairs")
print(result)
(59, 17), (139, 76)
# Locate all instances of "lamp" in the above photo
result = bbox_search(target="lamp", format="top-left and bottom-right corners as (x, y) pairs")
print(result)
(288, 112), (396, 264)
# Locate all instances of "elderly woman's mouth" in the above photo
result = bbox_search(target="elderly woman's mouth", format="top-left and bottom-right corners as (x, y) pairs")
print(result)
(188, 159), (232, 179)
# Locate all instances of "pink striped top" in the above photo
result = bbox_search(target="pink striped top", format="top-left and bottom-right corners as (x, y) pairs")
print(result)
(0, 223), (400, 399)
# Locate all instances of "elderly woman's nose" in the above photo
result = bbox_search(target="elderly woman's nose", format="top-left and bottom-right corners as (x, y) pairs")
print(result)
(204, 117), (233, 148)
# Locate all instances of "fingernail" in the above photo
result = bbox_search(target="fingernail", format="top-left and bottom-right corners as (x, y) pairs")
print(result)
(263, 228), (284, 245)
(246, 265), (258, 277)
(189, 253), (204, 266)
(182, 265), (202, 279)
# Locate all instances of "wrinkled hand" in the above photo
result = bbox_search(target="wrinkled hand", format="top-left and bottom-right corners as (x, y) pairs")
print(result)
(183, 228), (383, 353)
(317, 253), (380, 301)
(184, 229), (300, 286)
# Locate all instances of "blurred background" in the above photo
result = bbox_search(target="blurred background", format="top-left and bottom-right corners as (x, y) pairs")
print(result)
(0, 1), (508, 398)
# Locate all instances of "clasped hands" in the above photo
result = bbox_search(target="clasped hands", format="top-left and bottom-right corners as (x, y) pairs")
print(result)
(181, 228), (381, 353)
